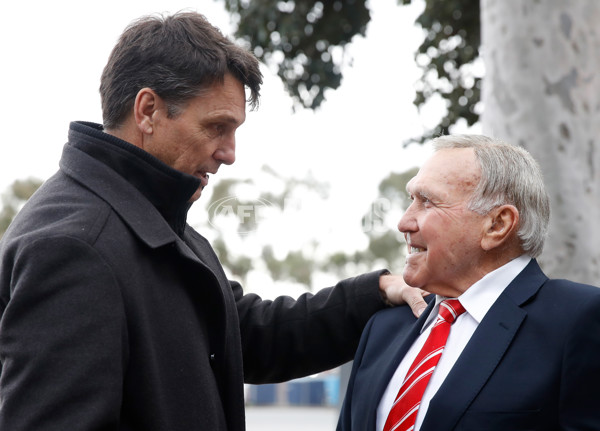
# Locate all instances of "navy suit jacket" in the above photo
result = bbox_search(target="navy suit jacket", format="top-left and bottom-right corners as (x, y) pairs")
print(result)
(338, 260), (600, 430)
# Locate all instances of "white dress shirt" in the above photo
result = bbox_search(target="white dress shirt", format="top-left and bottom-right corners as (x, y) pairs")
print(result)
(376, 255), (531, 431)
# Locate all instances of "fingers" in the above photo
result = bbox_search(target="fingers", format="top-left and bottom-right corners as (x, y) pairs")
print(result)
(403, 288), (428, 318)
(379, 274), (429, 318)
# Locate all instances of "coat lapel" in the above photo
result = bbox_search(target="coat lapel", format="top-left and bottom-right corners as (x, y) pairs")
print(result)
(421, 294), (526, 430)
(420, 260), (547, 430)
(363, 299), (437, 430)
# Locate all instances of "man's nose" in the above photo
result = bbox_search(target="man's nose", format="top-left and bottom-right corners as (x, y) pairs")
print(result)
(397, 204), (415, 233)
(215, 137), (236, 165)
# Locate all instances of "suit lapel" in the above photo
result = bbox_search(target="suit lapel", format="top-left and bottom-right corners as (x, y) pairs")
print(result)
(364, 299), (437, 430)
(420, 260), (547, 431)
(421, 294), (526, 430)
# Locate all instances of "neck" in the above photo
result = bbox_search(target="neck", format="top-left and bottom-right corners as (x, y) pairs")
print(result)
(424, 249), (524, 298)
(104, 121), (142, 149)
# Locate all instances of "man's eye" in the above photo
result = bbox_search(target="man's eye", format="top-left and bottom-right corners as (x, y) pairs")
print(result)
(422, 196), (434, 207)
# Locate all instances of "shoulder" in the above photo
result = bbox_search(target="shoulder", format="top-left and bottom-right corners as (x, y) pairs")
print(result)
(363, 301), (427, 344)
(524, 278), (600, 338)
(3, 172), (113, 247)
(538, 277), (600, 305)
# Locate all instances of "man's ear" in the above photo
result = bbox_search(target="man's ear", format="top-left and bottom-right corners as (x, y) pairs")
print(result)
(133, 88), (160, 135)
(481, 205), (519, 251)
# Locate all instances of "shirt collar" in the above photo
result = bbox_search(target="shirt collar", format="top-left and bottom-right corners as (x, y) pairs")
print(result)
(422, 254), (532, 330)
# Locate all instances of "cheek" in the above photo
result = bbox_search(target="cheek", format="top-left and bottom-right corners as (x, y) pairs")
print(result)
(423, 215), (458, 246)
(424, 224), (468, 271)
(171, 135), (213, 168)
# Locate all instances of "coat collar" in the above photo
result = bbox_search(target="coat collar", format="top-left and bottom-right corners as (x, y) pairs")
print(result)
(61, 121), (201, 247)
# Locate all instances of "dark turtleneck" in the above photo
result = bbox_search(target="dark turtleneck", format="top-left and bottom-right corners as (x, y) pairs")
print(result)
(67, 121), (201, 237)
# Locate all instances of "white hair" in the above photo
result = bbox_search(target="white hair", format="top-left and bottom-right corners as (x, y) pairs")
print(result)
(431, 134), (550, 258)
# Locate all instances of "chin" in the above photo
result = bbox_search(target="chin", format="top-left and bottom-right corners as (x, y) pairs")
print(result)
(402, 274), (422, 289)
(188, 188), (203, 203)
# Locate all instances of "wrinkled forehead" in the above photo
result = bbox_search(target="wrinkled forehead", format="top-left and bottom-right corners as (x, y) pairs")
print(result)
(407, 148), (481, 197)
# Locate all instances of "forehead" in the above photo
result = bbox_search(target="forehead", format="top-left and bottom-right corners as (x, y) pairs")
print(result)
(186, 74), (247, 121)
(407, 148), (480, 197)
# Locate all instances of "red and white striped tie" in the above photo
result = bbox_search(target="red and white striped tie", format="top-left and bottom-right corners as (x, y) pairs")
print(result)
(383, 299), (466, 431)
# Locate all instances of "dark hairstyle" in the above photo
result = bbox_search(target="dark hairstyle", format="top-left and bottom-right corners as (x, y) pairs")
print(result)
(100, 12), (262, 130)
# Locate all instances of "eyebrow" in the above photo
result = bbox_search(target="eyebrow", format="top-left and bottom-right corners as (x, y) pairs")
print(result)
(407, 183), (437, 202)
(416, 190), (434, 201)
(205, 109), (246, 126)
(211, 115), (244, 126)
(222, 115), (243, 124)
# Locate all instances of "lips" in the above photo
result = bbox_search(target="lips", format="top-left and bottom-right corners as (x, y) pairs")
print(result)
(406, 234), (426, 254)
(196, 172), (210, 189)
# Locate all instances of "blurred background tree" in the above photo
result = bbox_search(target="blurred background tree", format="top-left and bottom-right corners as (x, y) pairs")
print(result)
(224, 0), (480, 142)
(194, 165), (413, 295)
(0, 178), (43, 239)
(224, 0), (599, 284)
(215, 0), (482, 290)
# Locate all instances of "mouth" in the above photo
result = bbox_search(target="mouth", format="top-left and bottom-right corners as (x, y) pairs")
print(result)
(196, 172), (210, 189)
(409, 245), (426, 254)
(406, 234), (426, 254)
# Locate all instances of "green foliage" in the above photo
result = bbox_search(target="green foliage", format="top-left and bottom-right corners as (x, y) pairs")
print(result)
(402, 0), (481, 142)
(377, 167), (419, 208)
(225, 0), (482, 141)
(223, 0), (370, 110)
(361, 168), (418, 270)
(213, 237), (253, 283)
(0, 178), (43, 238)
(262, 245), (315, 286)
(204, 168), (329, 287)
(367, 232), (404, 267)
(320, 168), (417, 275)
(202, 164), (419, 285)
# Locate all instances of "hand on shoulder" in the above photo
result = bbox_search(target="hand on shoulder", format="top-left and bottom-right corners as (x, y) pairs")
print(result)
(379, 274), (429, 317)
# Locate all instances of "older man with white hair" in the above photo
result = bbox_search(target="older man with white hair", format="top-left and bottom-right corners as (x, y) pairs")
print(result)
(338, 134), (600, 431)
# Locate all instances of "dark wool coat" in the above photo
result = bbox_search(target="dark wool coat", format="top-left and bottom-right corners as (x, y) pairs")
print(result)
(0, 121), (388, 431)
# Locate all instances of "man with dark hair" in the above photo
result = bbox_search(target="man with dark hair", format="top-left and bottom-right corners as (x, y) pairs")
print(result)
(0, 12), (425, 431)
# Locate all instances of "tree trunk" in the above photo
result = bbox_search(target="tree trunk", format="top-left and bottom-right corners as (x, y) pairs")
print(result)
(481, 0), (600, 284)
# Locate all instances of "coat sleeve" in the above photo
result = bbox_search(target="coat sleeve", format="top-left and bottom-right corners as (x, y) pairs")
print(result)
(0, 236), (126, 431)
(234, 270), (388, 384)
(560, 291), (600, 430)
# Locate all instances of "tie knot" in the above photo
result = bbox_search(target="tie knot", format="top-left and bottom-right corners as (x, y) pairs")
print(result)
(438, 299), (466, 325)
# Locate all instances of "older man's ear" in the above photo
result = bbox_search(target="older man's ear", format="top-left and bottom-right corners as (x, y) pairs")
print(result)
(480, 205), (520, 252)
